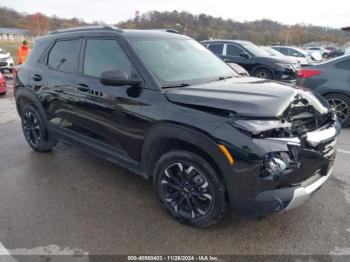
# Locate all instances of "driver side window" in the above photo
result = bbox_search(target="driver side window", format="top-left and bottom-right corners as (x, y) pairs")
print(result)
(83, 39), (134, 78)
(226, 44), (243, 57)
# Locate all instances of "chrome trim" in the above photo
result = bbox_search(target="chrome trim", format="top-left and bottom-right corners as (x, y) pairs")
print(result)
(284, 167), (333, 211)
(306, 126), (337, 146)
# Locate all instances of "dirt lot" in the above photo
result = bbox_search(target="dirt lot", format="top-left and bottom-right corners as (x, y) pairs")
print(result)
(0, 80), (349, 260)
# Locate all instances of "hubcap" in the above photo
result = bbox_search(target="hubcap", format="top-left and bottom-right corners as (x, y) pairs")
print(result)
(160, 163), (213, 219)
(255, 71), (270, 79)
(22, 111), (41, 146)
(327, 98), (349, 122)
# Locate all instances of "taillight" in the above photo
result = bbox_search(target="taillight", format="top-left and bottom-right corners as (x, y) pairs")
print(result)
(297, 69), (321, 79)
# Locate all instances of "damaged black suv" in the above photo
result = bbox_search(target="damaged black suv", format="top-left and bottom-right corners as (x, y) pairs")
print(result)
(14, 26), (340, 227)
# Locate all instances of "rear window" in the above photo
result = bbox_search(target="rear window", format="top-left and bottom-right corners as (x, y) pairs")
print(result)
(47, 39), (80, 73)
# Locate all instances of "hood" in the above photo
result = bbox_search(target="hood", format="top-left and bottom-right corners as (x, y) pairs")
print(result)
(256, 55), (299, 64)
(164, 77), (329, 118)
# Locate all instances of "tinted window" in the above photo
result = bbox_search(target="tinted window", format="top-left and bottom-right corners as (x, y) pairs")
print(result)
(47, 39), (80, 73)
(208, 44), (224, 55)
(276, 47), (288, 55)
(335, 59), (350, 70)
(226, 44), (242, 56)
(83, 39), (132, 78)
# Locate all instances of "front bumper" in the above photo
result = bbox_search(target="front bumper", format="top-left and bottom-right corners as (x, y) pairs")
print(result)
(211, 120), (340, 218)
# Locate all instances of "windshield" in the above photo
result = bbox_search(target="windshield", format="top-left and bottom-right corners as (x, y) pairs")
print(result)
(0, 49), (7, 55)
(241, 42), (270, 57)
(261, 47), (283, 56)
(129, 38), (237, 87)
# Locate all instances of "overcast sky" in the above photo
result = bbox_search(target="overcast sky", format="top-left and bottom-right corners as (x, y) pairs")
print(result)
(2, 0), (349, 28)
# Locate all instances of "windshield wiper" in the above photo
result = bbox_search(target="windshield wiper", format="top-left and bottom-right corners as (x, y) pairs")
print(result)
(162, 83), (190, 89)
(207, 75), (234, 83)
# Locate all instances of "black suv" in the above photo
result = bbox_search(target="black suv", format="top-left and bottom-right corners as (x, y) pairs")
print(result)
(202, 40), (300, 82)
(15, 26), (340, 227)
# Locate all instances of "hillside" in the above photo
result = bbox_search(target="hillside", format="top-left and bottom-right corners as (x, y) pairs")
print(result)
(0, 6), (89, 36)
(118, 11), (350, 45)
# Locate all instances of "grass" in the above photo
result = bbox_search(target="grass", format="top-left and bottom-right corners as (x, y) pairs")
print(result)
(0, 40), (33, 65)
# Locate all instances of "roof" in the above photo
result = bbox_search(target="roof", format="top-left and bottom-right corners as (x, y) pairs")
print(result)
(201, 39), (251, 45)
(0, 27), (29, 35)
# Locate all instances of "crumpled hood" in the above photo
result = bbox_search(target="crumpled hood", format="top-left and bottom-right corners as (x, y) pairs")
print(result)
(164, 77), (329, 118)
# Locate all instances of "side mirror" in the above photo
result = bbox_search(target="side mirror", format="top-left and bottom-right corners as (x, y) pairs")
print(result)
(100, 68), (141, 86)
(240, 52), (250, 59)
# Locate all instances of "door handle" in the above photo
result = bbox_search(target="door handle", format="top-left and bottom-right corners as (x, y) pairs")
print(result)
(76, 84), (90, 92)
(32, 74), (42, 81)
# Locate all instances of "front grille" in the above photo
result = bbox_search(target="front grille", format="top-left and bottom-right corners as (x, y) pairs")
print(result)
(0, 62), (7, 66)
(319, 139), (336, 160)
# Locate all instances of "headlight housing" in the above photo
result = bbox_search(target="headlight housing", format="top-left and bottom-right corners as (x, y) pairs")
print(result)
(276, 63), (294, 70)
(230, 119), (292, 135)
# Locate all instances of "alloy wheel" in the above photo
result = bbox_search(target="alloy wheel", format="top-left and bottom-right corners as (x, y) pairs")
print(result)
(160, 162), (213, 219)
(22, 111), (41, 146)
(255, 71), (270, 79)
(327, 98), (349, 122)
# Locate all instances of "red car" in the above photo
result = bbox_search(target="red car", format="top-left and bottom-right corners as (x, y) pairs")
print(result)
(0, 72), (7, 95)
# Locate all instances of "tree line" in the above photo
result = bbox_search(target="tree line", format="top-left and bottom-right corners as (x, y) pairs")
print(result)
(1, 7), (350, 45)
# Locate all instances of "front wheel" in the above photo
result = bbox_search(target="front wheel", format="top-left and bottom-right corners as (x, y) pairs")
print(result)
(253, 68), (273, 80)
(325, 93), (350, 127)
(153, 150), (227, 227)
(21, 105), (57, 152)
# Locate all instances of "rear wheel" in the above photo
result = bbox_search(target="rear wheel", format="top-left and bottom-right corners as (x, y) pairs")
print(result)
(153, 150), (226, 227)
(325, 93), (350, 127)
(21, 105), (57, 152)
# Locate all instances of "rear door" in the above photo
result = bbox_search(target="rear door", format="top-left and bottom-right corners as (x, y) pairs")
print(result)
(35, 38), (82, 129)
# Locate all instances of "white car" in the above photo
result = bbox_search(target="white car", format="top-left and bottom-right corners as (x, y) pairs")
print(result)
(271, 46), (312, 65)
(0, 48), (14, 73)
(306, 47), (330, 58)
(260, 46), (304, 64)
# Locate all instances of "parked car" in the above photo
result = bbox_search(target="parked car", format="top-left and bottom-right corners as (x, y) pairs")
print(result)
(0, 48), (14, 73)
(272, 46), (313, 64)
(306, 47), (330, 58)
(260, 46), (306, 64)
(15, 26), (340, 227)
(202, 40), (300, 82)
(0, 71), (6, 95)
(328, 48), (345, 58)
(297, 55), (350, 127)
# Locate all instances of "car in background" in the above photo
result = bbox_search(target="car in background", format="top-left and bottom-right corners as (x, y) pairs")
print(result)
(272, 46), (313, 64)
(306, 47), (330, 58)
(202, 40), (300, 82)
(0, 72), (7, 95)
(297, 55), (350, 127)
(260, 46), (307, 65)
(328, 48), (345, 58)
(0, 48), (14, 73)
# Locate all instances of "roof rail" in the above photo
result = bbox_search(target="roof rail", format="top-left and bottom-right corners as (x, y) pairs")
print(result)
(151, 29), (183, 35)
(48, 25), (123, 35)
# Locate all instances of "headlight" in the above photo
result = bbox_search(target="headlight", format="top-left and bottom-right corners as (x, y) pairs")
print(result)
(261, 152), (291, 177)
(276, 63), (294, 70)
(231, 119), (291, 135)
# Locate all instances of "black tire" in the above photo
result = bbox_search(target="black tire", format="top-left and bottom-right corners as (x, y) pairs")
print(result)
(253, 68), (273, 80)
(153, 150), (227, 228)
(325, 93), (350, 127)
(21, 105), (57, 152)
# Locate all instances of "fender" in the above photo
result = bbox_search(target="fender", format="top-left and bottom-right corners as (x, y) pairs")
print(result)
(140, 123), (233, 179)
(15, 87), (48, 123)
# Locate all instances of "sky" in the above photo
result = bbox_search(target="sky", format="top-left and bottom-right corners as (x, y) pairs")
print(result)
(1, 0), (350, 28)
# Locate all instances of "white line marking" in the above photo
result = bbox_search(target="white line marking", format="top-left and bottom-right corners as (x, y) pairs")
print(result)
(338, 149), (350, 155)
(0, 242), (18, 262)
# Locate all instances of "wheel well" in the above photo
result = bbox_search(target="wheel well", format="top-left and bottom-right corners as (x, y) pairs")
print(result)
(146, 138), (221, 179)
(16, 97), (33, 115)
(322, 92), (350, 100)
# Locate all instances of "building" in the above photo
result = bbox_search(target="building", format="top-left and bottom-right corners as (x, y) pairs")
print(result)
(0, 27), (32, 41)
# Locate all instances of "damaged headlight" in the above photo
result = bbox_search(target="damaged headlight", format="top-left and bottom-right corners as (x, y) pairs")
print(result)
(261, 152), (292, 177)
(231, 120), (292, 135)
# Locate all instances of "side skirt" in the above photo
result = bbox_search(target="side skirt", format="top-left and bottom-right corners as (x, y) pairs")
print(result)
(47, 124), (148, 179)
